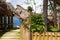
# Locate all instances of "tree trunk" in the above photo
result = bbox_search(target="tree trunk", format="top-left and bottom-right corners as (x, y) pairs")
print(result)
(59, 15), (60, 30)
(53, 0), (57, 27)
(43, 0), (48, 31)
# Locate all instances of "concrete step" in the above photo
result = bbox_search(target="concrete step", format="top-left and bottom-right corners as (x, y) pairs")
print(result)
(0, 29), (20, 40)
(0, 38), (20, 40)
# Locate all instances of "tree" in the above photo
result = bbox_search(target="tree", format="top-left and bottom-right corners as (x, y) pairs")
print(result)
(43, 0), (48, 31)
(27, 6), (33, 12)
(24, 0), (42, 13)
(53, 0), (57, 27)
(27, 6), (33, 15)
(48, 0), (57, 28)
(27, 6), (33, 27)
(57, 7), (60, 13)
(57, 6), (60, 29)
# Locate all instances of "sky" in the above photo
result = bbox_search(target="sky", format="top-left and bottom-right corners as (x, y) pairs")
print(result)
(6, 0), (43, 13)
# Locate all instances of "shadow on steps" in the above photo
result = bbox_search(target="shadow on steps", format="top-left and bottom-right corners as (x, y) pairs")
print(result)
(0, 28), (19, 37)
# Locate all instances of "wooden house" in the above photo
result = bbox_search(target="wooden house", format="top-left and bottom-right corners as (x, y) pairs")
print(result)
(0, 0), (14, 30)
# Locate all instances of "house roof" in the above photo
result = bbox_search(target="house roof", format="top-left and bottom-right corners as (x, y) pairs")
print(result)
(17, 5), (27, 11)
(0, 2), (14, 16)
(15, 5), (30, 20)
(6, 2), (15, 12)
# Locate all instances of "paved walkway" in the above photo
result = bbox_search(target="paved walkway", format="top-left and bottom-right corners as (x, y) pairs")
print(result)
(0, 29), (20, 40)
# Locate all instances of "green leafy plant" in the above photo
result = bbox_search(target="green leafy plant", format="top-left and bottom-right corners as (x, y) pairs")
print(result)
(30, 14), (45, 32)
(49, 26), (59, 32)
(27, 6), (33, 12)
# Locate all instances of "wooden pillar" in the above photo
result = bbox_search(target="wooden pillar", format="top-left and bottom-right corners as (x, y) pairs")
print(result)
(1, 16), (3, 29)
(2, 16), (4, 29)
(0, 16), (1, 29)
(11, 15), (13, 28)
(4, 15), (7, 29)
(20, 19), (30, 40)
(20, 24), (26, 40)
(43, 0), (48, 31)
(8, 16), (11, 29)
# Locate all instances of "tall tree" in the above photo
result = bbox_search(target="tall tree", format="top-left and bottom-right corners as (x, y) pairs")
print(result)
(27, 6), (33, 27)
(27, 6), (33, 40)
(49, 0), (57, 28)
(56, 6), (60, 29)
(25, 0), (42, 13)
(53, 0), (57, 27)
(27, 6), (33, 14)
(43, 0), (48, 31)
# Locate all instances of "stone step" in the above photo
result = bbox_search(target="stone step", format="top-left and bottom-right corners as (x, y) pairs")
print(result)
(0, 29), (20, 40)
(3, 34), (20, 36)
(0, 37), (20, 39)
(1, 37), (20, 38)
(0, 38), (20, 40)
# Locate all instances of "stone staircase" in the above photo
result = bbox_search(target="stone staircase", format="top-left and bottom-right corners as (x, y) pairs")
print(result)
(0, 29), (20, 40)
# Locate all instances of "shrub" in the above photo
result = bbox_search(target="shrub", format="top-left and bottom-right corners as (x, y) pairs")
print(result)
(30, 14), (45, 32)
(48, 26), (59, 32)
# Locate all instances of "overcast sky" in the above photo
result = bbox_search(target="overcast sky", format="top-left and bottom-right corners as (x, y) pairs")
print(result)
(6, 0), (43, 13)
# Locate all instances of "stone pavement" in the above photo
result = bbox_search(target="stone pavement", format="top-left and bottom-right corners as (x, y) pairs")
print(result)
(0, 29), (20, 40)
